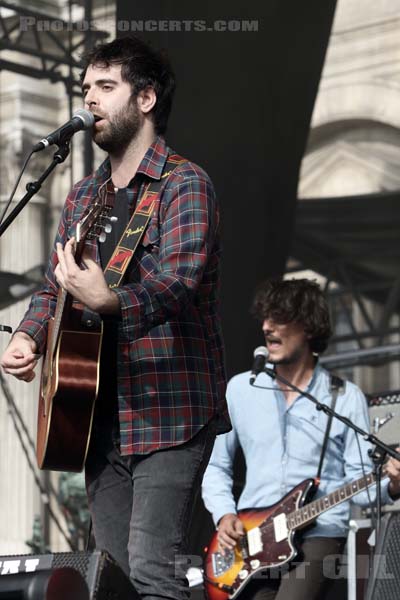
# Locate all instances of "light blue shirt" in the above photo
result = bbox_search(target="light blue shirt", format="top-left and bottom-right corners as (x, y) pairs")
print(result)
(202, 364), (392, 538)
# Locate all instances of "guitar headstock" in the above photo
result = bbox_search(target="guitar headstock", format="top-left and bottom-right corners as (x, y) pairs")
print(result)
(75, 176), (117, 246)
(75, 200), (113, 244)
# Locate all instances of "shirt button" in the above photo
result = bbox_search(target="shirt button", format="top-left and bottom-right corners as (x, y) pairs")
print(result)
(86, 320), (93, 327)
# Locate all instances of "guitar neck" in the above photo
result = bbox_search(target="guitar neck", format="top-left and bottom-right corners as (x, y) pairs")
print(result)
(48, 238), (85, 360)
(287, 472), (376, 530)
(47, 287), (68, 360)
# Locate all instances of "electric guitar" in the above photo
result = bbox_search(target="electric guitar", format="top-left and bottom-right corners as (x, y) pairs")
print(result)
(36, 197), (112, 472)
(204, 472), (376, 600)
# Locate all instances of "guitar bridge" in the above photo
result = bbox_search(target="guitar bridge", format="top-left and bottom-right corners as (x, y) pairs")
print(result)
(211, 550), (234, 576)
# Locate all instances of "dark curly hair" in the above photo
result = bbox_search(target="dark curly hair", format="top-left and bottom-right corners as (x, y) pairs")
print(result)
(251, 278), (332, 354)
(80, 36), (176, 135)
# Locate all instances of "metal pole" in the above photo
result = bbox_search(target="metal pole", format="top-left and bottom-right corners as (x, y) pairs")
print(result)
(83, 0), (94, 176)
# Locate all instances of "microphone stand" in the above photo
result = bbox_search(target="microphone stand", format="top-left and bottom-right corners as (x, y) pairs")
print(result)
(260, 366), (400, 541)
(0, 143), (70, 333)
(0, 143), (70, 238)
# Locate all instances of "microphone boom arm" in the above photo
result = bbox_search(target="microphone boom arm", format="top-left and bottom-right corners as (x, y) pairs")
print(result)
(0, 143), (70, 238)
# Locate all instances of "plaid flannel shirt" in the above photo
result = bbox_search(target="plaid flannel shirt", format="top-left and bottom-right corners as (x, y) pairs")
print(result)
(17, 136), (230, 454)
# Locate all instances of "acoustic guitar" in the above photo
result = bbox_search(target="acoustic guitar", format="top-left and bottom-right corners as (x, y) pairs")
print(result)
(37, 196), (112, 472)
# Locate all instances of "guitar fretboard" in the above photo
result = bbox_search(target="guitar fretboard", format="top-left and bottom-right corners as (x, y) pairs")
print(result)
(49, 287), (68, 362)
(48, 201), (106, 363)
(286, 472), (376, 529)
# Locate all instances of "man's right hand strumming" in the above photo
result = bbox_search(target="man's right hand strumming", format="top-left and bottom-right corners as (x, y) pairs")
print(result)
(1, 332), (39, 382)
(217, 513), (245, 554)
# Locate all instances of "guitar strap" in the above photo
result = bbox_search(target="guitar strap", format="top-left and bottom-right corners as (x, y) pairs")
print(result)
(102, 153), (186, 287)
(316, 374), (345, 479)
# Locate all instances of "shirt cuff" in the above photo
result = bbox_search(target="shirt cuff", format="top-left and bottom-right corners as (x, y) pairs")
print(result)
(213, 505), (238, 528)
(15, 323), (46, 355)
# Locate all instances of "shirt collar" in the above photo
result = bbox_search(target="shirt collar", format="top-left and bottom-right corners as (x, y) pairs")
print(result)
(94, 135), (169, 186)
(307, 360), (321, 391)
(271, 359), (321, 400)
(136, 135), (169, 180)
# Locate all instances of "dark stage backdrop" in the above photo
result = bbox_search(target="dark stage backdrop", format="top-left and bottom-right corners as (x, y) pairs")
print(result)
(117, 0), (336, 375)
(116, 0), (337, 376)
(116, 0), (337, 557)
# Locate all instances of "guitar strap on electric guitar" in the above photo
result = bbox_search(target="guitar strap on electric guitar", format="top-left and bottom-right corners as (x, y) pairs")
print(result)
(316, 374), (345, 479)
(102, 153), (186, 287)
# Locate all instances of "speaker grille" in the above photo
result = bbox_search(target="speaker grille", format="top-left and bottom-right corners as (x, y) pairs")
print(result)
(365, 512), (400, 600)
(52, 551), (92, 575)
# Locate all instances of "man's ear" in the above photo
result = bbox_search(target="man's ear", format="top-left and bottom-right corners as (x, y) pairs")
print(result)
(137, 86), (157, 114)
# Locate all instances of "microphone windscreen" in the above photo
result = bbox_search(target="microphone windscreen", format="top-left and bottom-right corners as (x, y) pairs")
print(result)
(253, 346), (269, 360)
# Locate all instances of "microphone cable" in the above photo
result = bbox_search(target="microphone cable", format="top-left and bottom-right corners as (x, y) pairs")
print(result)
(0, 149), (34, 228)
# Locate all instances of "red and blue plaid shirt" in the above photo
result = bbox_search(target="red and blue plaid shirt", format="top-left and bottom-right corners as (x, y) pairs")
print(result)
(17, 136), (230, 454)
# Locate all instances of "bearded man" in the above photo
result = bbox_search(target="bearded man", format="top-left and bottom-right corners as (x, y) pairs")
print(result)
(1, 36), (229, 600)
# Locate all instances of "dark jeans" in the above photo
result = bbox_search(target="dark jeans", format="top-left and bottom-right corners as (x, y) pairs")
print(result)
(85, 419), (216, 600)
(238, 537), (346, 600)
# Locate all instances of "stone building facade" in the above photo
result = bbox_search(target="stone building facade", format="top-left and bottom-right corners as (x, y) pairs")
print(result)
(298, 0), (400, 393)
(0, 0), (115, 553)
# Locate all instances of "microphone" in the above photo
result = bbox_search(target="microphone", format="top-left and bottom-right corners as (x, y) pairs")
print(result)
(249, 346), (269, 385)
(32, 109), (95, 152)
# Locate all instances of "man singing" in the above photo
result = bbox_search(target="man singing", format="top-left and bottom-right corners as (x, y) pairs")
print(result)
(202, 278), (400, 600)
(1, 35), (229, 600)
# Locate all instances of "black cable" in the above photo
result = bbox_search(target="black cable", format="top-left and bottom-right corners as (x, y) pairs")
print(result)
(355, 432), (377, 531)
(0, 150), (34, 227)
(355, 432), (379, 582)
(85, 518), (93, 551)
(356, 433), (376, 529)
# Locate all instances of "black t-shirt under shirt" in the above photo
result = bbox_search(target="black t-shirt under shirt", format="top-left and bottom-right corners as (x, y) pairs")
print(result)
(96, 188), (130, 423)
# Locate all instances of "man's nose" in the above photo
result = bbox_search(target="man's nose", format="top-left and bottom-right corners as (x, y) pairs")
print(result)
(262, 319), (274, 335)
(84, 88), (98, 109)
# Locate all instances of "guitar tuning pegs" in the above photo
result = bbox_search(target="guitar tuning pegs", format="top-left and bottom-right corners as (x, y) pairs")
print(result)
(103, 215), (118, 234)
(98, 231), (107, 243)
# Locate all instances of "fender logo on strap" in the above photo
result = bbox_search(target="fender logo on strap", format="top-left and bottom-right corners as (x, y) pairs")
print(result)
(125, 226), (145, 238)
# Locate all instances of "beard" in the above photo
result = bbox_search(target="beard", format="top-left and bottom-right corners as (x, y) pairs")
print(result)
(268, 344), (307, 366)
(93, 97), (142, 154)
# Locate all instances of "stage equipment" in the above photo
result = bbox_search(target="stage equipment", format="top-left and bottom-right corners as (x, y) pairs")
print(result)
(347, 518), (372, 600)
(0, 567), (88, 599)
(367, 389), (400, 447)
(365, 512), (400, 600)
(0, 550), (138, 600)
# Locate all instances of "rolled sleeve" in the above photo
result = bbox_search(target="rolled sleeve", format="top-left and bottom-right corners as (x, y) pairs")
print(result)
(202, 426), (239, 526)
(343, 385), (394, 509)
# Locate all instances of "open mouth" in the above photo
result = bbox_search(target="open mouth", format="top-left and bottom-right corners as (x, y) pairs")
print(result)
(267, 339), (282, 350)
